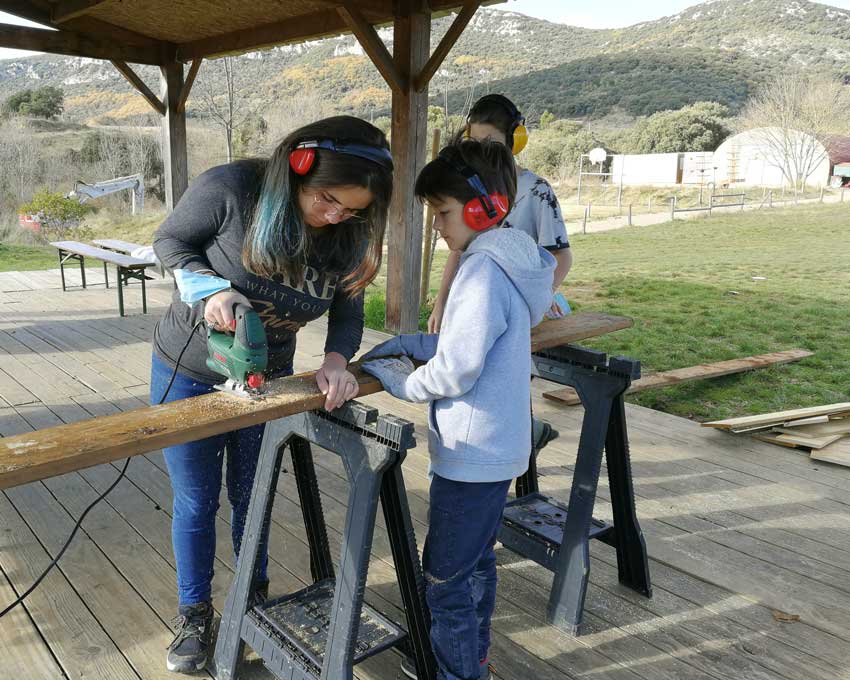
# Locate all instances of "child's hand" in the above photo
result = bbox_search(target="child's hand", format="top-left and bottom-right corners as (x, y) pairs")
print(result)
(427, 300), (445, 333)
(360, 336), (406, 362)
(361, 357), (415, 400)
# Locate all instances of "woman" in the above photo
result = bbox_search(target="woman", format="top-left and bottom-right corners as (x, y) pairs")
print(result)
(150, 116), (393, 674)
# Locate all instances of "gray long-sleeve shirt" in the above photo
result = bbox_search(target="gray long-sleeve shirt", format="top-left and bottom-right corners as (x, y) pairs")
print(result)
(152, 159), (365, 384)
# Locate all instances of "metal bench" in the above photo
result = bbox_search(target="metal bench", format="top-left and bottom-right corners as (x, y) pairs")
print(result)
(50, 240), (155, 316)
(92, 238), (166, 278)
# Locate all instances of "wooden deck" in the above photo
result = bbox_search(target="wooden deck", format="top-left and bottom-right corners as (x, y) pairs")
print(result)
(1, 267), (849, 680)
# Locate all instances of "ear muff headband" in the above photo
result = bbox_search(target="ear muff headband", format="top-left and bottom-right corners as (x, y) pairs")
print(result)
(438, 146), (508, 231)
(289, 139), (394, 175)
(468, 94), (528, 155)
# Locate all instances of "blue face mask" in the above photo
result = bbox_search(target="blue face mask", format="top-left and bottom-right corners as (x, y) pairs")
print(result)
(174, 268), (231, 306)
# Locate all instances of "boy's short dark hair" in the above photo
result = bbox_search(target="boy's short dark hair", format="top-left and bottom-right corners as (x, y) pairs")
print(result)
(415, 139), (517, 217)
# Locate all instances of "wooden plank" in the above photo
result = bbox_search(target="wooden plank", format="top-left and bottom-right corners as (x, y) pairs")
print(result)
(0, 491), (140, 680)
(810, 439), (850, 467)
(0, 565), (66, 679)
(704, 403), (850, 431)
(0, 312), (630, 489)
(414, 0), (479, 91)
(544, 349), (813, 406)
(0, 21), (163, 65)
(110, 60), (165, 115)
(773, 432), (843, 450)
(92, 238), (147, 254)
(774, 418), (850, 438)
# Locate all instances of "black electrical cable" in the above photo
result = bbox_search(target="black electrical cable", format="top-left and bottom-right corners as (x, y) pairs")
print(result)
(0, 319), (206, 620)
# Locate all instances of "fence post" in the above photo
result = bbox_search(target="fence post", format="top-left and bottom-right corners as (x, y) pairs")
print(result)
(627, 204), (632, 226)
(768, 190), (773, 208)
(698, 185), (703, 206)
(740, 193), (745, 211)
(582, 206), (588, 234)
(820, 187), (824, 203)
(648, 196), (652, 212)
(419, 127), (441, 309)
(670, 197), (676, 221)
(617, 185), (622, 214)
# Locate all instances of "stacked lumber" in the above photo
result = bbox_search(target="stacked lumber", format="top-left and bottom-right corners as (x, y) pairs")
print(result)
(703, 403), (850, 467)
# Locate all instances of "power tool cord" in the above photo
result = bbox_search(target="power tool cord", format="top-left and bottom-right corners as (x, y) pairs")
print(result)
(0, 319), (206, 620)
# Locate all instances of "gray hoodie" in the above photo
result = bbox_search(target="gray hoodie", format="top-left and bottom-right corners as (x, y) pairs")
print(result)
(397, 228), (555, 482)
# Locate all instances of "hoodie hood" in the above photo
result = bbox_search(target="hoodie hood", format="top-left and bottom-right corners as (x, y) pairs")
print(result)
(462, 227), (556, 325)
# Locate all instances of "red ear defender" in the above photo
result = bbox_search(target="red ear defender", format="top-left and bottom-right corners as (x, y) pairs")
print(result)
(463, 193), (509, 231)
(289, 147), (315, 175)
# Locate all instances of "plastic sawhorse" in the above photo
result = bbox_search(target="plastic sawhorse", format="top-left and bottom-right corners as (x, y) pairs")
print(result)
(500, 344), (652, 635)
(212, 401), (437, 680)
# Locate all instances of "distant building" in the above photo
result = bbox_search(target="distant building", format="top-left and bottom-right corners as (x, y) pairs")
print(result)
(607, 129), (850, 189)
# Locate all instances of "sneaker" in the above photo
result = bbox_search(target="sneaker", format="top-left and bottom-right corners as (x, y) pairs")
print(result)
(532, 419), (558, 453)
(166, 601), (214, 673)
(400, 656), (494, 679)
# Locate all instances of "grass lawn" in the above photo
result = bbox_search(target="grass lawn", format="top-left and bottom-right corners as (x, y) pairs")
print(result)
(369, 202), (849, 422)
(0, 243), (57, 271)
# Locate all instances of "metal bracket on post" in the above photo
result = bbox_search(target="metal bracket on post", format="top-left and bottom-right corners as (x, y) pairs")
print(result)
(212, 400), (436, 680)
(500, 344), (651, 636)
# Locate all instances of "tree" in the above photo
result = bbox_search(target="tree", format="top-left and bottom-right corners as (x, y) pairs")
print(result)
(740, 74), (850, 191)
(3, 86), (64, 119)
(623, 101), (731, 154)
(539, 110), (556, 129)
(197, 57), (261, 163)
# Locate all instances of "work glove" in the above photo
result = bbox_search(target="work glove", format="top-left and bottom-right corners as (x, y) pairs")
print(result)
(361, 356), (415, 400)
(360, 333), (438, 362)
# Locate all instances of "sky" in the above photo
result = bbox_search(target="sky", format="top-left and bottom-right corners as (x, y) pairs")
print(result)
(3, 0), (850, 59)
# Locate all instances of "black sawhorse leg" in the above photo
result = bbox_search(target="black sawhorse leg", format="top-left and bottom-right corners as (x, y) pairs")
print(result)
(500, 345), (651, 636)
(212, 402), (436, 680)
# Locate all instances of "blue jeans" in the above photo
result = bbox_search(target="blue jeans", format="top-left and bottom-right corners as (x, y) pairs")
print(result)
(150, 354), (290, 606)
(424, 475), (512, 680)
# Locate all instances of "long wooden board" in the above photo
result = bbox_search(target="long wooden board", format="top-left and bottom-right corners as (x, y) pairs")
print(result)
(543, 349), (813, 406)
(0, 312), (631, 490)
(810, 439), (850, 467)
(703, 402), (850, 431)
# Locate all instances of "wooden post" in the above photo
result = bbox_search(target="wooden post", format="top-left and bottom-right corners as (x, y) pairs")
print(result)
(617, 185), (622, 214)
(160, 61), (188, 211)
(820, 187), (824, 203)
(670, 197), (676, 221)
(582, 206), (588, 234)
(386, 1), (430, 333)
(576, 155), (584, 205)
(627, 204), (632, 226)
(586, 203), (591, 220)
(419, 127), (441, 309)
(768, 190), (773, 208)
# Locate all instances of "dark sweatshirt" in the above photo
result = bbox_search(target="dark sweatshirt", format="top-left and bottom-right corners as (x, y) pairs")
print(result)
(152, 159), (365, 384)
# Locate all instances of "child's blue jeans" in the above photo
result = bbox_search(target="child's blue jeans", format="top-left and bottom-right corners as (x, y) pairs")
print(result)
(424, 474), (512, 680)
(150, 354), (289, 606)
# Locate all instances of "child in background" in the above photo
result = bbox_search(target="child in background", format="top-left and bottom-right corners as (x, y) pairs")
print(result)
(429, 93), (573, 333)
(361, 140), (555, 680)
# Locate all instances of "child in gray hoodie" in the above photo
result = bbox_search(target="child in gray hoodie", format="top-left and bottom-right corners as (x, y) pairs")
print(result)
(361, 140), (555, 680)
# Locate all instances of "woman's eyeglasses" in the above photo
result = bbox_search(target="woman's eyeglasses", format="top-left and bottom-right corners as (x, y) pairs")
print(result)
(310, 190), (366, 222)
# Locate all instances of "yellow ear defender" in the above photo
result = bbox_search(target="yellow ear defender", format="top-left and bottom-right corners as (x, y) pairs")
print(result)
(466, 94), (529, 156)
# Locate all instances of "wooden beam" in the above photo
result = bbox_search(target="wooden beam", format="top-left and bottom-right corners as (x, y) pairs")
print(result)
(160, 62), (188, 211)
(414, 0), (479, 91)
(0, 22), (164, 65)
(176, 58), (202, 114)
(0, 312), (631, 490)
(110, 60), (165, 116)
(544, 349), (815, 406)
(51, 0), (109, 24)
(0, 0), (167, 49)
(176, 6), (349, 61)
(338, 2), (405, 93)
(386, 1), (430, 333)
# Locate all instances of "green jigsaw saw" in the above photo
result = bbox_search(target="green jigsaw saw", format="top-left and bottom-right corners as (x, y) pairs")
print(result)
(206, 303), (268, 399)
